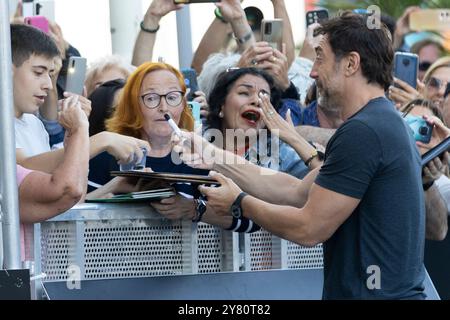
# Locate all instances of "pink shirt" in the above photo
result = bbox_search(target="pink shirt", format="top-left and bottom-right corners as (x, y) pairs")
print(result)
(17, 165), (33, 261)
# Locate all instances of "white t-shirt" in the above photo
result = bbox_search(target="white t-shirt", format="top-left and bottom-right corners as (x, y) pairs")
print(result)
(15, 113), (51, 156)
(435, 175), (450, 216)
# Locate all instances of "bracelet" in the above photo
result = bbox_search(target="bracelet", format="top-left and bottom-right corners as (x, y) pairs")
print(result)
(234, 30), (253, 44)
(423, 181), (434, 191)
(140, 21), (160, 33)
(304, 149), (319, 167)
(214, 8), (228, 23)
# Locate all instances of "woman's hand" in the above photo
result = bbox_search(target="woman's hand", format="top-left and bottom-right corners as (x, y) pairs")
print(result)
(237, 42), (274, 68)
(422, 152), (449, 185)
(258, 92), (297, 144)
(388, 77), (423, 109)
(193, 91), (209, 119)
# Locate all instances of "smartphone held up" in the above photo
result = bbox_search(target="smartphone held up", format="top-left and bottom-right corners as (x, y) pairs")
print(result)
(393, 52), (419, 89)
(410, 9), (450, 32)
(261, 19), (283, 51)
(65, 57), (87, 96)
(306, 9), (329, 27)
(24, 16), (49, 34)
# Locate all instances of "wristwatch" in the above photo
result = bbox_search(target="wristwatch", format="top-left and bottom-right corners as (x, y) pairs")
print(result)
(192, 199), (207, 223)
(230, 192), (248, 219)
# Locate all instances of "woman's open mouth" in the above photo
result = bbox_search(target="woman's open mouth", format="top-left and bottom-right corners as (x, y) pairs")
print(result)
(241, 110), (261, 125)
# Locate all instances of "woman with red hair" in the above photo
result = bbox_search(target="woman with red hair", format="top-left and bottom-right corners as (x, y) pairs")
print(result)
(88, 62), (206, 195)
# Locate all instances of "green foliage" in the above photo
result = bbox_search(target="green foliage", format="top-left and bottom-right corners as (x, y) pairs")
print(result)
(318, 0), (450, 18)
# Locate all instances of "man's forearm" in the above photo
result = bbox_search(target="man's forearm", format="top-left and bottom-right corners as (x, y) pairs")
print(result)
(18, 148), (65, 173)
(213, 150), (319, 207)
(295, 126), (335, 147)
(425, 185), (449, 241)
(52, 127), (90, 199)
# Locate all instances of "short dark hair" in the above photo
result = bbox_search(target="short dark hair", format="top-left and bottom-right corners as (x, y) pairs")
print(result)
(206, 67), (282, 131)
(10, 24), (60, 67)
(317, 12), (394, 91)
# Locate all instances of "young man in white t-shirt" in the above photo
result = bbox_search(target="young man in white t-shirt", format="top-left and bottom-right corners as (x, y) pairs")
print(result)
(11, 24), (151, 174)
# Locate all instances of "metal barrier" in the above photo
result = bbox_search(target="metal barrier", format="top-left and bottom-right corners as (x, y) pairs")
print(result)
(34, 203), (323, 286)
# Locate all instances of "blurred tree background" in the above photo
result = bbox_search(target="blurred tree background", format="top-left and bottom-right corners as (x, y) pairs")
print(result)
(318, 0), (450, 18)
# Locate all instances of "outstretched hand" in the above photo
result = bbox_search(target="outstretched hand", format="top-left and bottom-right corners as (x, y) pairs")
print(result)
(198, 171), (243, 216)
(172, 131), (223, 170)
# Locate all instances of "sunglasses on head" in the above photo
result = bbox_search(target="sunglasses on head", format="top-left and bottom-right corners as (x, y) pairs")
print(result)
(419, 61), (432, 72)
(427, 77), (449, 91)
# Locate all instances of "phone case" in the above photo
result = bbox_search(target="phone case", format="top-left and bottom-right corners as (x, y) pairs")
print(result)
(306, 9), (329, 27)
(410, 9), (450, 32)
(422, 136), (450, 166)
(394, 52), (418, 89)
(65, 57), (87, 96)
(188, 101), (201, 127)
(261, 19), (283, 51)
(181, 68), (198, 101)
(24, 16), (49, 34)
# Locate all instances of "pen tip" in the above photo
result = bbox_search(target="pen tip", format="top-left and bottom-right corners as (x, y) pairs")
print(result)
(164, 114), (170, 121)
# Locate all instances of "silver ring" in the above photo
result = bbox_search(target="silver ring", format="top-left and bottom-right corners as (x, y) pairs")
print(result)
(251, 59), (258, 66)
(268, 111), (275, 117)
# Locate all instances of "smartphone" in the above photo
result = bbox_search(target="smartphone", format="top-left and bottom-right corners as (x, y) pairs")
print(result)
(22, 0), (35, 18)
(410, 9), (450, 32)
(35, 0), (56, 23)
(65, 57), (87, 96)
(394, 52), (418, 89)
(422, 136), (450, 166)
(173, 0), (220, 3)
(306, 9), (329, 27)
(181, 68), (199, 102)
(405, 115), (433, 144)
(261, 19), (283, 51)
(24, 16), (49, 34)
(188, 101), (201, 128)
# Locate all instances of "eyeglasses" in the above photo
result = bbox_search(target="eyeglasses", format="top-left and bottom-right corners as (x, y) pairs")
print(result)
(140, 91), (184, 109)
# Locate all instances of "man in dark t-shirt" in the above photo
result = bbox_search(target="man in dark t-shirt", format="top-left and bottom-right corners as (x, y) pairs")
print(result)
(315, 97), (425, 299)
(188, 13), (427, 299)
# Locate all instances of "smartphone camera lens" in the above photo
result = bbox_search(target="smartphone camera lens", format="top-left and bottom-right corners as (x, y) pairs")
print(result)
(402, 59), (410, 67)
(265, 23), (272, 35)
(419, 126), (430, 136)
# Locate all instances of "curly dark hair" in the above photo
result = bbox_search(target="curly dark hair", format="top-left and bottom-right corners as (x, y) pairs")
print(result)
(206, 67), (283, 131)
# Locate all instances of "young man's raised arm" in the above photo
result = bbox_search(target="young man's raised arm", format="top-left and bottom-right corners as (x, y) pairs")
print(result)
(19, 97), (89, 223)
